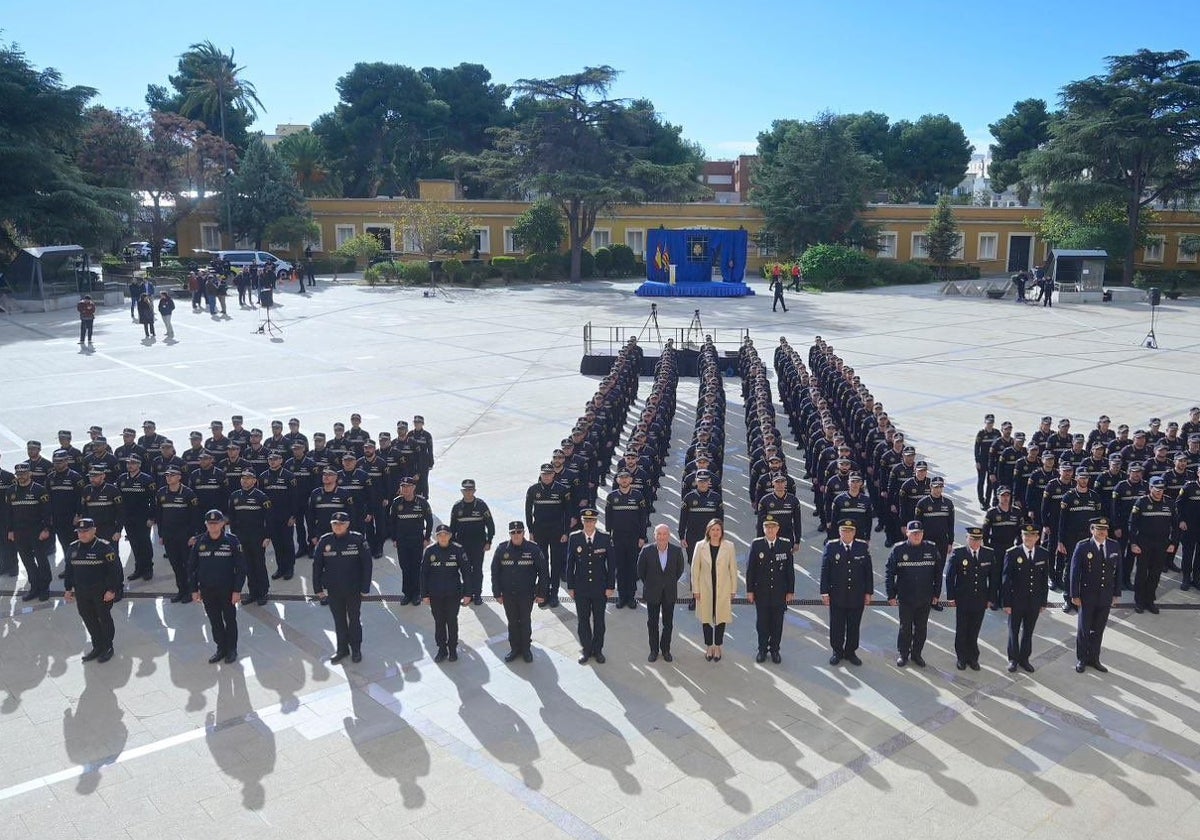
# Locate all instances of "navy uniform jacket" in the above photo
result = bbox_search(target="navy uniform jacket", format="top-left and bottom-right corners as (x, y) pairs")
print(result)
(313, 530), (373, 595)
(678, 488), (724, 547)
(46, 469), (85, 525)
(914, 495), (955, 547)
(64, 537), (122, 592)
(829, 492), (874, 537)
(6, 481), (51, 532)
(307, 487), (355, 539)
(755, 491), (803, 543)
(450, 498), (495, 546)
(1001, 543), (1049, 609)
(388, 494), (433, 541)
(189, 467), (228, 514)
(945, 545), (1000, 608)
(982, 503), (1024, 554)
(1128, 496), (1176, 547)
(565, 529), (615, 593)
(885, 540), (943, 603)
(745, 537), (796, 604)
(156, 485), (201, 536)
(526, 480), (571, 535)
(258, 468), (297, 523)
(228, 488), (270, 537)
(819, 538), (873, 607)
(81, 482), (122, 536)
(1068, 538), (1122, 603)
(420, 541), (469, 598)
(604, 488), (649, 540)
(188, 531), (247, 593)
(117, 471), (157, 523)
(491, 539), (549, 599)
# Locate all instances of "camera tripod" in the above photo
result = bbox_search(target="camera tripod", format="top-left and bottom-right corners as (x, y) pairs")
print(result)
(685, 308), (706, 347)
(1142, 302), (1159, 349)
(638, 302), (663, 345)
(255, 302), (283, 337)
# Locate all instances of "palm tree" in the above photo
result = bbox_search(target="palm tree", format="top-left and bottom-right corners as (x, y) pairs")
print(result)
(275, 131), (339, 196)
(177, 41), (264, 140)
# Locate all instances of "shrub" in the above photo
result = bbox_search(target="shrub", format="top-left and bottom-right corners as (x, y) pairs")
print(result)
(514, 258), (535, 281)
(608, 243), (637, 276)
(312, 256), (356, 275)
(594, 247), (613, 277)
(363, 266), (382, 286)
(526, 252), (562, 280)
(799, 245), (873, 287)
(559, 248), (594, 278)
(492, 255), (518, 280)
(940, 264), (981, 281)
(875, 260), (936, 285)
(442, 258), (465, 283)
(398, 261), (430, 285)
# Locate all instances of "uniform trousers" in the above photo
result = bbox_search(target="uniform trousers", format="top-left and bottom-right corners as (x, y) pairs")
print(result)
(575, 590), (607, 655)
(754, 600), (786, 653)
(644, 598), (674, 654)
(328, 591), (363, 653)
(897, 600), (932, 658)
(533, 529), (565, 597)
(75, 586), (115, 652)
(611, 537), (640, 600)
(1134, 546), (1167, 607)
(293, 514), (308, 557)
(161, 532), (192, 596)
(461, 542), (485, 598)
(1007, 606), (1039, 663)
(828, 604), (864, 656)
(1076, 599), (1110, 663)
(365, 505), (386, 556)
(501, 592), (534, 653)
(14, 532), (52, 594)
(976, 468), (989, 508)
(954, 602), (987, 664)
(124, 520), (153, 575)
(201, 588), (238, 653)
(429, 594), (461, 651)
(395, 539), (423, 600)
(241, 535), (268, 599)
(1180, 535), (1200, 584)
(54, 523), (77, 561)
(267, 521), (295, 576)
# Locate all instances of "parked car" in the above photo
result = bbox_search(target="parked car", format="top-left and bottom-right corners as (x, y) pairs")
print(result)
(125, 239), (177, 259)
(210, 250), (294, 279)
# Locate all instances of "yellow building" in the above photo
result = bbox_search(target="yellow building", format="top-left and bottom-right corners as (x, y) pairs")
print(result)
(176, 180), (1200, 275)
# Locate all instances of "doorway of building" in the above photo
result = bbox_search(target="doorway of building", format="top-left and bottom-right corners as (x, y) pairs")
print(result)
(365, 226), (393, 251)
(1007, 235), (1032, 272)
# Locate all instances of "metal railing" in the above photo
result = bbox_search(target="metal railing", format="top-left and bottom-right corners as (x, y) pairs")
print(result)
(583, 319), (750, 357)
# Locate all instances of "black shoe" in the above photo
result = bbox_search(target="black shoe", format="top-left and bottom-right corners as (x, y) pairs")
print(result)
(661, 651), (673, 663)
(846, 653), (862, 666)
(578, 654), (590, 665)
(770, 651), (781, 664)
(1048, 580), (1061, 592)
(256, 597), (267, 606)
(398, 595), (412, 606)
(874, 523), (885, 533)
(351, 650), (361, 663)
(330, 650), (349, 664)
(1147, 604), (1160, 614)
(1020, 661), (1035, 673)
(1089, 660), (1108, 673)
(126, 571), (141, 581)
(271, 571), (284, 580)
(1062, 603), (1077, 613)
(448, 649), (458, 662)
(96, 648), (114, 663)
(472, 595), (482, 606)
(1166, 563), (1181, 573)
(756, 650), (767, 663)
(956, 660), (966, 671)
(593, 653), (606, 664)
(1134, 605), (1144, 614)
(896, 656), (908, 667)
(82, 648), (101, 662)
(208, 651), (225, 664)
(143, 572), (153, 582)
(282, 574), (294, 581)
(224, 650), (237, 664)
(648, 651), (658, 663)
(21, 590), (38, 602)
(504, 650), (519, 663)
(969, 661), (980, 672)
(1008, 661), (1018, 673)
(319, 597), (329, 606)
(1182, 583), (1191, 592)
(911, 655), (926, 668)
(58, 571), (67, 579)
(687, 600), (695, 611)
(1075, 661), (1086, 673)
(931, 603), (944, 612)
(829, 653), (842, 666)
(38, 591), (49, 602)
(548, 598), (561, 608)
(538, 600), (550, 609)
(434, 649), (448, 663)
(522, 650), (533, 663)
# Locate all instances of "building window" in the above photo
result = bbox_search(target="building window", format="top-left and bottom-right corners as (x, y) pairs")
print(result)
(591, 229), (611, 251)
(503, 227), (521, 254)
(1144, 236), (1165, 263)
(234, 235), (254, 249)
(473, 227), (491, 255)
(912, 234), (930, 260)
(1179, 236), (1198, 264)
(706, 174), (733, 185)
(304, 230), (323, 252)
(951, 233), (965, 260)
(979, 233), (998, 261)
(402, 229), (420, 254)
(877, 231), (897, 259)
(626, 229), (645, 256)
(365, 225), (393, 252)
(200, 223), (221, 251)
(335, 224), (356, 248)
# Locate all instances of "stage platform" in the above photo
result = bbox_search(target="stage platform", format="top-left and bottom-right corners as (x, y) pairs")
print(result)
(634, 281), (754, 297)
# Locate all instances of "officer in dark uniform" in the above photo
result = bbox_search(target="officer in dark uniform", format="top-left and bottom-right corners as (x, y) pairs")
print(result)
(756, 473), (803, 546)
(83, 436), (120, 482)
(189, 451), (228, 515)
(204, 420), (230, 458)
(828, 474), (873, 539)
(1111, 462), (1146, 590)
(410, 415), (435, 499)
(449, 479), (494, 606)
(974, 414), (1001, 508)
(525, 464), (570, 608)
(344, 414), (370, 455)
(914, 475), (955, 557)
(306, 468), (355, 564)
(982, 487), (1022, 557)
(357, 440), (390, 558)
(1069, 517), (1122, 673)
(20, 440), (53, 486)
(565, 509), (614, 664)
(189, 509), (246, 664)
(819, 519), (873, 666)
(746, 515), (795, 663)
(1178, 470), (1200, 590)
(0, 458), (14, 577)
(1127, 476), (1177, 614)
(1002, 524), (1050, 672)
(335, 453), (373, 537)
(945, 526), (1000, 670)
(286, 441), (319, 555)
(7, 463), (53, 601)
(64, 519), (122, 662)
(80, 467), (123, 600)
(118, 455), (156, 581)
(388, 476), (433, 605)
(420, 523), (472, 662)
(493, 521), (548, 662)
(114, 429), (147, 474)
(228, 469), (271, 605)
(56, 430), (85, 475)
(885, 521), (943, 667)
(1057, 470), (1103, 613)
(227, 416), (251, 448)
(313, 510), (373, 664)
(897, 461), (932, 535)
(46, 449), (85, 562)
(182, 431), (206, 473)
(259, 452), (297, 580)
(604, 470), (648, 608)
(137, 420), (167, 451)
(155, 466), (200, 603)
(151, 440), (187, 488)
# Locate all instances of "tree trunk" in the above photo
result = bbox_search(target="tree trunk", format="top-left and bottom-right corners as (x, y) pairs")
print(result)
(1124, 191), (1140, 285)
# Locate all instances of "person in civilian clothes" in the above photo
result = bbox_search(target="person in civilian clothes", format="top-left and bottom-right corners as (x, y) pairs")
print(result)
(63, 519), (122, 662)
(885, 521), (943, 668)
(189, 510), (246, 664)
(1001, 524), (1049, 672)
(692, 518), (738, 662)
(311, 511), (372, 664)
(820, 520), (873, 666)
(1069, 517), (1122, 673)
(746, 516), (795, 664)
(636, 524), (685, 663)
(421, 524), (471, 662)
(565, 509), (614, 664)
(945, 526), (1000, 671)
(492, 521), (549, 663)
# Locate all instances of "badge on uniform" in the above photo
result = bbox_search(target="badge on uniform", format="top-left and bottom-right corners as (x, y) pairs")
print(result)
(503, 552), (510, 560)
(759, 552), (765, 558)
(577, 546), (582, 553)
(325, 545), (333, 554)
(902, 554), (908, 561)
(1087, 552), (1093, 559)
(1017, 558), (1024, 564)
(962, 559), (969, 567)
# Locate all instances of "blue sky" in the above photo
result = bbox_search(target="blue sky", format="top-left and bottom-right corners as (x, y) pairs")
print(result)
(5, 0), (1200, 158)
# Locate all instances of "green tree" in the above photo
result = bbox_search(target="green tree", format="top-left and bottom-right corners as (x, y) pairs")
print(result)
(884, 115), (973, 203)
(751, 112), (882, 254)
(147, 41), (263, 154)
(1023, 49), (1200, 282)
(274, 130), (339, 197)
(987, 98), (1052, 205)
(388, 200), (476, 259)
(456, 66), (705, 280)
(1030, 202), (1151, 264)
(264, 216), (320, 259)
(334, 232), (383, 269)
(226, 138), (305, 249)
(511, 200), (565, 253)
(924, 195), (962, 277)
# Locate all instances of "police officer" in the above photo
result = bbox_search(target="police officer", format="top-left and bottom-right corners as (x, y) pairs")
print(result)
(1057, 470), (1103, 614)
(80, 465), (123, 601)
(604, 469), (648, 609)
(885, 521), (943, 667)
(189, 451), (228, 516)
(1128, 476), (1177, 614)
(746, 515), (795, 664)
(155, 466), (200, 603)
(819, 519), (873, 666)
(286, 441), (319, 556)
(982, 487), (1022, 557)
(137, 420), (167, 452)
(678, 469), (723, 610)
(228, 469), (272, 606)
(189, 510), (246, 664)
(63, 519), (122, 662)
(313, 511), (372, 664)
(47, 449), (85, 562)
(357, 440), (390, 559)
(410, 415), (435, 499)
(449, 479), (494, 606)
(118, 455), (157, 581)
(0, 457), (14, 577)
(756, 473), (803, 547)
(259, 452), (297, 581)
(565, 509), (614, 664)
(389, 476), (432, 605)
(1111, 462), (1146, 591)
(1002, 524), (1050, 672)
(946, 526), (1000, 671)
(307, 467), (355, 563)
(493, 521), (549, 662)
(7, 463), (53, 601)
(336, 452), (373, 534)
(421, 523), (472, 662)
(1069, 517), (1122, 673)
(828, 473), (873, 540)
(1178, 469), (1200, 590)
(20, 440), (53, 486)
(525, 464), (570, 608)
(974, 414), (1001, 508)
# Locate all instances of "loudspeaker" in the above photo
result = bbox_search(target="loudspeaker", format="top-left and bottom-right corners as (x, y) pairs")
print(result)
(259, 289), (273, 308)
(1148, 287), (1161, 307)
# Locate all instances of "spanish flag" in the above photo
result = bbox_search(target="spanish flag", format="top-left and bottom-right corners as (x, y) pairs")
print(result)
(654, 244), (664, 271)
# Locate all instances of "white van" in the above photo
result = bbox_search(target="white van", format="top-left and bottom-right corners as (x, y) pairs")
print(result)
(212, 250), (293, 278)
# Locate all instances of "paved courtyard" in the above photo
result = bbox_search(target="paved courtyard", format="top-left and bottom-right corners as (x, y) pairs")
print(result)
(1, 277), (1199, 839)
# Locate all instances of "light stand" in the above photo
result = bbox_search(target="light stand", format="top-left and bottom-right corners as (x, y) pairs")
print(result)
(638, 302), (663, 345)
(685, 308), (704, 347)
(255, 285), (283, 337)
(1142, 302), (1159, 349)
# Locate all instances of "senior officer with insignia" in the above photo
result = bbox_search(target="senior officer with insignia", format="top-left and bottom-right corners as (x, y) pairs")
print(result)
(313, 511), (373, 664)
(421, 523), (471, 663)
(819, 519), (873, 666)
(1069, 517), (1122, 673)
(63, 518), (122, 662)
(565, 509), (615, 664)
(885, 520), (943, 668)
(1001, 524), (1050, 672)
(746, 515), (796, 664)
(636, 524), (686, 663)
(946, 526), (1000, 671)
(188, 510), (247, 664)
(492, 521), (549, 663)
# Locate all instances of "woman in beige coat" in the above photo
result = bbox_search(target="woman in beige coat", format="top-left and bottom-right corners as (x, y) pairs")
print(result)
(692, 518), (738, 661)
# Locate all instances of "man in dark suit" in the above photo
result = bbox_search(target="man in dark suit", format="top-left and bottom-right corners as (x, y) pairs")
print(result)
(819, 520), (873, 666)
(1001, 524), (1050, 673)
(565, 509), (614, 664)
(946, 526), (1000, 671)
(636, 524), (685, 663)
(1069, 517), (1122, 673)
